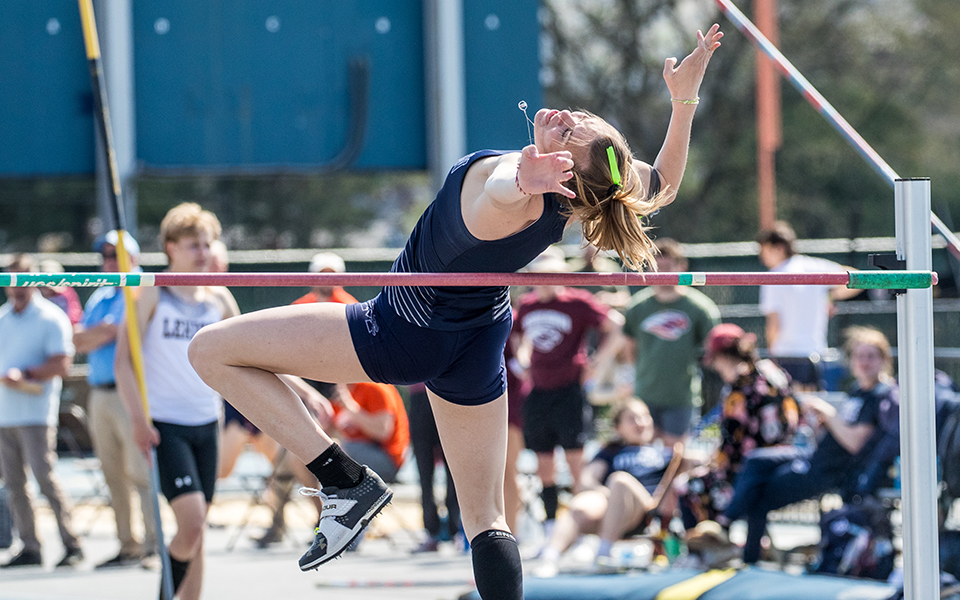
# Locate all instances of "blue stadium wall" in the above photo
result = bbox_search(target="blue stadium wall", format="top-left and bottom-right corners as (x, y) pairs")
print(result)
(0, 1), (541, 176)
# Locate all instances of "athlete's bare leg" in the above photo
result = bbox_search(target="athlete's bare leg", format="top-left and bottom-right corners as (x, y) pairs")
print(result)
(190, 303), (370, 463)
(426, 390), (509, 540)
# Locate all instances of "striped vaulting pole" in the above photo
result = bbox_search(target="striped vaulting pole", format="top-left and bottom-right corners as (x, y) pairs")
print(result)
(77, 2), (174, 598)
(714, 0), (960, 262)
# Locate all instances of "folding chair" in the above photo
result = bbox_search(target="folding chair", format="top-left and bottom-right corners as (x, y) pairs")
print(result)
(226, 446), (311, 551)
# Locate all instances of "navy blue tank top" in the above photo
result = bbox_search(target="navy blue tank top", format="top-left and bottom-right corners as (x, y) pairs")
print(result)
(384, 150), (569, 330)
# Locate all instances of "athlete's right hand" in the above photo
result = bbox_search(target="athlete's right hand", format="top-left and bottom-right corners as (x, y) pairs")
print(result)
(133, 421), (161, 459)
(517, 145), (576, 199)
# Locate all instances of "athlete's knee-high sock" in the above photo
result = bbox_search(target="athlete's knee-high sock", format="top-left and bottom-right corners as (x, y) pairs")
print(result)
(470, 530), (523, 600)
(306, 443), (364, 489)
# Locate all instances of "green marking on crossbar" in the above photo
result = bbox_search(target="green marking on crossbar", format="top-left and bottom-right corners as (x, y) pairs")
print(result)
(847, 271), (935, 289)
(0, 273), (154, 288)
(677, 273), (693, 285)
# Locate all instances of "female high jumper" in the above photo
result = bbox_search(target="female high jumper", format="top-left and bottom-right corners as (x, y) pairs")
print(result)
(189, 24), (722, 600)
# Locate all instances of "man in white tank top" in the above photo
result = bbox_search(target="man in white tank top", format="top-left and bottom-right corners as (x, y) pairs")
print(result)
(115, 203), (239, 600)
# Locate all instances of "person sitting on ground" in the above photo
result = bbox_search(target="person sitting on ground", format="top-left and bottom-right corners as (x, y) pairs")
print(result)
(536, 398), (698, 576)
(719, 326), (899, 564)
(676, 323), (798, 564)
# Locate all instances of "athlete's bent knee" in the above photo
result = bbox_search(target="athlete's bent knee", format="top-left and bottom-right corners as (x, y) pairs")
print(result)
(188, 327), (220, 378)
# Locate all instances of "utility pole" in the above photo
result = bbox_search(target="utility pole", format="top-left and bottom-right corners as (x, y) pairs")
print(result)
(755, 0), (781, 230)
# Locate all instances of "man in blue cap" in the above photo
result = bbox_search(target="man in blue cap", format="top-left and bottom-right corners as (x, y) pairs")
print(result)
(74, 231), (157, 568)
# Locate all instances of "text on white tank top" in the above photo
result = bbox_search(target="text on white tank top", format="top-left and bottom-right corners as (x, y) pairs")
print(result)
(143, 288), (223, 425)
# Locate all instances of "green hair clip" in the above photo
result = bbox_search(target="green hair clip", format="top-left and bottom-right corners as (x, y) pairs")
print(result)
(606, 146), (621, 186)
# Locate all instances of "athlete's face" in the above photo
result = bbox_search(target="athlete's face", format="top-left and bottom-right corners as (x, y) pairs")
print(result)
(165, 231), (215, 273)
(533, 108), (592, 163)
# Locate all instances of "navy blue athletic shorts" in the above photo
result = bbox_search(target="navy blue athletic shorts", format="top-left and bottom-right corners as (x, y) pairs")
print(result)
(345, 293), (510, 406)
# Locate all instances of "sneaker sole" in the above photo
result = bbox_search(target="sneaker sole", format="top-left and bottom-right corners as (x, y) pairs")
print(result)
(299, 489), (394, 571)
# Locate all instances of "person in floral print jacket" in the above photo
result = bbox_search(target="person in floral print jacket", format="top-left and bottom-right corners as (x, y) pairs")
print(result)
(678, 323), (799, 528)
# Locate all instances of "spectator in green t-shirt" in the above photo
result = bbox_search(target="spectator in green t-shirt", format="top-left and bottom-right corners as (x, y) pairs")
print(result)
(623, 239), (720, 445)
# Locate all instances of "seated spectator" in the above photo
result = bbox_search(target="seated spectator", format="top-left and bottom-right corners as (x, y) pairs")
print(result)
(720, 326), (899, 564)
(679, 323), (798, 529)
(327, 382), (409, 485)
(536, 399), (696, 576)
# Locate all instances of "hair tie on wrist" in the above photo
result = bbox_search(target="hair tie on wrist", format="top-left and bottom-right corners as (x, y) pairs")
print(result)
(514, 165), (527, 196)
(671, 97), (700, 105)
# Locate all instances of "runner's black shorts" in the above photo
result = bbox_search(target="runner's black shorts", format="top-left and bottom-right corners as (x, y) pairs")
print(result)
(153, 420), (219, 503)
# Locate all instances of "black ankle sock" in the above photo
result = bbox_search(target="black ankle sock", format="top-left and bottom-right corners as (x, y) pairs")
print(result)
(306, 443), (364, 489)
(160, 553), (190, 599)
(541, 485), (559, 521)
(470, 530), (523, 600)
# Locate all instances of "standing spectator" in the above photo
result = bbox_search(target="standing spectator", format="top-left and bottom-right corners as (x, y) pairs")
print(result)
(757, 221), (861, 389)
(73, 231), (158, 568)
(512, 247), (625, 535)
(502, 335), (531, 537)
(408, 382), (461, 552)
(116, 203), (240, 600)
(720, 326), (899, 564)
(0, 254), (83, 568)
(37, 259), (82, 326)
(623, 238), (720, 444)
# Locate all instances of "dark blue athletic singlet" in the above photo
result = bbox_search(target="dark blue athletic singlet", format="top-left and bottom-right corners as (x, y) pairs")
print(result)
(384, 150), (569, 331)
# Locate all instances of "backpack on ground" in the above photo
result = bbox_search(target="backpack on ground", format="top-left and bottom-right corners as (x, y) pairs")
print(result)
(811, 499), (895, 581)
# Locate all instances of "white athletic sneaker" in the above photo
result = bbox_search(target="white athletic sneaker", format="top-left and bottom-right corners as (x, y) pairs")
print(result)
(297, 467), (393, 571)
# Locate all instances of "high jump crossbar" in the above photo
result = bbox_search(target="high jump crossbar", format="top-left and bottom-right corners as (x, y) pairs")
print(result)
(714, 0), (960, 262)
(0, 270), (937, 289)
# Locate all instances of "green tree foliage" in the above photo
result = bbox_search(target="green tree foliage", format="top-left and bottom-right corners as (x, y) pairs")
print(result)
(541, 0), (960, 242)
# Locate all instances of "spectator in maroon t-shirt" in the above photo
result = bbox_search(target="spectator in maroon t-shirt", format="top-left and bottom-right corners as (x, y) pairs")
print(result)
(511, 247), (625, 536)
